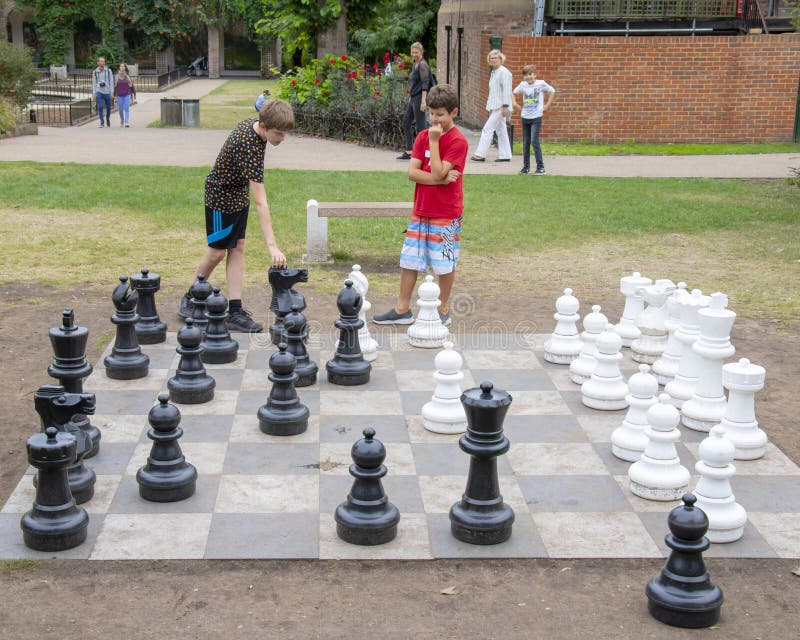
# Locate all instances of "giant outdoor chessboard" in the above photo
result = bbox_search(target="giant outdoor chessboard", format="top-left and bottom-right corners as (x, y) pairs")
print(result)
(1, 329), (798, 560)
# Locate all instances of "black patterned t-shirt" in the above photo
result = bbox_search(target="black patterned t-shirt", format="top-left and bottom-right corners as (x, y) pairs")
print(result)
(204, 118), (267, 212)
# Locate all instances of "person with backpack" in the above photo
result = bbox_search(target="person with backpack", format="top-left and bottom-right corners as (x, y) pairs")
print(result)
(397, 42), (433, 160)
(92, 57), (114, 128)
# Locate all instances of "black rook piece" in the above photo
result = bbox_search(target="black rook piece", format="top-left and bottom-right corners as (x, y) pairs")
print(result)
(257, 343), (310, 436)
(449, 381), (515, 545)
(104, 275), (150, 380)
(283, 304), (318, 387)
(136, 394), (197, 502)
(325, 280), (371, 386)
(21, 427), (89, 551)
(201, 287), (239, 364)
(335, 428), (400, 545)
(268, 266), (308, 345)
(646, 494), (724, 628)
(131, 268), (167, 344)
(168, 318), (215, 404)
(48, 308), (101, 458)
(189, 274), (213, 334)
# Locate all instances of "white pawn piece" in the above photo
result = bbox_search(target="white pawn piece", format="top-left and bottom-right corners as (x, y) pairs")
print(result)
(681, 292), (736, 432)
(629, 394), (691, 501)
(721, 358), (767, 460)
(581, 324), (628, 411)
(631, 279), (676, 364)
(693, 425), (747, 543)
(569, 304), (608, 384)
(613, 272), (652, 347)
(421, 341), (468, 434)
(407, 275), (449, 348)
(347, 265), (378, 362)
(611, 364), (659, 462)
(663, 289), (710, 408)
(652, 282), (688, 385)
(544, 288), (583, 364)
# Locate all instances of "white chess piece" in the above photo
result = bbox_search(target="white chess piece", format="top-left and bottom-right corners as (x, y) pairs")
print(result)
(407, 275), (449, 348)
(569, 304), (607, 384)
(681, 292), (736, 432)
(581, 324), (628, 411)
(664, 289), (710, 408)
(421, 341), (468, 434)
(693, 425), (747, 543)
(611, 364), (659, 462)
(631, 279), (676, 364)
(613, 272), (652, 347)
(347, 265), (378, 362)
(628, 393), (690, 501)
(652, 282), (688, 385)
(544, 288), (583, 364)
(721, 358), (767, 460)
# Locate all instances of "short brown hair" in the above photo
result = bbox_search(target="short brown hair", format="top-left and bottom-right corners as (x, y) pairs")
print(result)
(259, 98), (294, 131)
(427, 84), (459, 112)
(522, 64), (537, 75)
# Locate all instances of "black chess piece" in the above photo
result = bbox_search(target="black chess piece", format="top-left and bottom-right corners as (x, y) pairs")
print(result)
(33, 384), (96, 505)
(257, 342), (310, 436)
(136, 394), (198, 502)
(168, 318), (216, 404)
(48, 308), (101, 458)
(268, 266), (308, 345)
(283, 304), (318, 387)
(189, 274), (213, 334)
(646, 494), (724, 628)
(201, 287), (239, 364)
(21, 426), (89, 551)
(335, 427), (400, 545)
(104, 275), (150, 380)
(325, 280), (371, 386)
(131, 268), (167, 344)
(449, 381), (515, 545)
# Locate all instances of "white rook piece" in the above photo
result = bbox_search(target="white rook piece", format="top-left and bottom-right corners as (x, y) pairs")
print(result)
(570, 304), (608, 384)
(721, 358), (767, 460)
(652, 282), (688, 385)
(581, 324), (628, 411)
(693, 425), (747, 543)
(628, 394), (690, 501)
(631, 279), (676, 364)
(347, 265), (378, 362)
(664, 289), (710, 408)
(681, 292), (736, 432)
(407, 275), (449, 349)
(544, 288), (582, 364)
(422, 341), (468, 434)
(613, 272), (652, 347)
(611, 364), (659, 462)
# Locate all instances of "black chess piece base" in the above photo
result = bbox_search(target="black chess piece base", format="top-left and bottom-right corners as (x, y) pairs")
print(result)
(449, 502), (514, 545)
(326, 360), (371, 386)
(70, 414), (101, 458)
(295, 363), (318, 388)
(135, 324), (167, 345)
(21, 507), (88, 552)
(167, 380), (215, 405)
(335, 513), (399, 546)
(137, 465), (197, 502)
(646, 583), (722, 629)
(258, 404), (309, 436)
(67, 464), (96, 504)
(104, 354), (150, 380)
(200, 343), (238, 365)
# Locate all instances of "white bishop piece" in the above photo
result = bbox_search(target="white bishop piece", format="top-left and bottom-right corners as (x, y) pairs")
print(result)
(631, 279), (676, 364)
(628, 394), (690, 501)
(421, 341), (468, 434)
(663, 289), (710, 408)
(347, 265), (378, 362)
(721, 358), (767, 460)
(613, 272), (652, 347)
(681, 292), (736, 432)
(407, 275), (449, 348)
(581, 324), (628, 411)
(651, 282), (688, 385)
(693, 425), (747, 543)
(544, 288), (583, 364)
(611, 364), (659, 462)
(569, 304), (608, 384)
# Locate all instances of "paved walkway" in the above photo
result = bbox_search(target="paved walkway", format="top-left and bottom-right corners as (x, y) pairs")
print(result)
(2, 79), (797, 178)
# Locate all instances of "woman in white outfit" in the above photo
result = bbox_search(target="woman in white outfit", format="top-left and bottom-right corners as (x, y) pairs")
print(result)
(471, 49), (513, 162)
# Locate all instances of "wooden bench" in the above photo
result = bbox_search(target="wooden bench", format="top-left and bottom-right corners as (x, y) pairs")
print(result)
(304, 199), (413, 263)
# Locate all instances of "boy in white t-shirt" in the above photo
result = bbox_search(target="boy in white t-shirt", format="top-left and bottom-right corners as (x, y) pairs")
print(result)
(512, 65), (555, 175)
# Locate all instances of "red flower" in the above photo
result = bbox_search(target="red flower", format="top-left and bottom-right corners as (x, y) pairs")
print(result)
(397, 62), (404, 70)
(291, 80), (296, 86)
(376, 70), (382, 77)
(341, 55), (347, 61)
(375, 90), (381, 96)
(314, 78), (320, 84)
(372, 64), (378, 72)
(383, 52), (390, 63)
(406, 89), (410, 95)
(329, 59), (335, 65)
(323, 90), (329, 96)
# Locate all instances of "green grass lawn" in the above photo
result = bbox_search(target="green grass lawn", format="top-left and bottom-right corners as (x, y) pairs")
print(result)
(520, 140), (800, 156)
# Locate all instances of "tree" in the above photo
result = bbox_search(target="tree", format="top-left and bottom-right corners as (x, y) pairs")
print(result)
(349, 0), (440, 59)
(120, 0), (192, 53)
(30, 0), (92, 65)
(0, 39), (38, 131)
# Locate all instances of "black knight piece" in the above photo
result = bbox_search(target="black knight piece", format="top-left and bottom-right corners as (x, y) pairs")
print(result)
(325, 280), (371, 386)
(257, 342), (310, 436)
(268, 266), (308, 344)
(168, 318), (216, 404)
(283, 304), (318, 387)
(334, 427), (400, 545)
(201, 287), (239, 364)
(189, 274), (214, 334)
(104, 275), (150, 380)
(131, 268), (167, 344)
(449, 381), (515, 545)
(646, 494), (724, 628)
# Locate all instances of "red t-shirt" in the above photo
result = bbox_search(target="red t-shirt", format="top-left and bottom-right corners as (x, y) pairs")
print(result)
(411, 126), (468, 219)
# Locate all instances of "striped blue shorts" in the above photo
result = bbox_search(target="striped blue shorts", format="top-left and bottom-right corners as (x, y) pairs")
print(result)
(399, 214), (462, 275)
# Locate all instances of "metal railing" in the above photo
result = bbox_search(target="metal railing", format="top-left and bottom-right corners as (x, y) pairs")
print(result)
(546, 0), (739, 18)
(27, 97), (96, 127)
(741, 0), (769, 31)
(34, 66), (187, 96)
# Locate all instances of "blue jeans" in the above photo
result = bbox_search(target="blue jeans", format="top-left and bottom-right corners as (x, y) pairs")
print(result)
(96, 92), (112, 124)
(117, 94), (131, 124)
(521, 117), (544, 171)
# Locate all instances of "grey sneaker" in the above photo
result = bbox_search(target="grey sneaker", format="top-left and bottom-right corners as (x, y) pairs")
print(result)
(178, 292), (193, 318)
(227, 309), (264, 333)
(439, 311), (452, 327)
(534, 168), (546, 175)
(372, 308), (414, 325)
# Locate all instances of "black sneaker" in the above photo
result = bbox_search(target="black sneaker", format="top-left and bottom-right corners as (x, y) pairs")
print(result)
(227, 309), (264, 333)
(178, 292), (193, 318)
(519, 168), (530, 175)
(372, 308), (414, 325)
(534, 168), (547, 175)
(396, 152), (411, 160)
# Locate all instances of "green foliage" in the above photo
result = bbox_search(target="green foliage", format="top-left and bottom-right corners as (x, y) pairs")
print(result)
(120, 0), (193, 52)
(0, 41), (38, 109)
(349, 0), (440, 58)
(30, 0), (90, 64)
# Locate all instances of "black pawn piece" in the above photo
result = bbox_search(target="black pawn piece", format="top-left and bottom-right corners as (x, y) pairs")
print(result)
(257, 342), (310, 436)
(21, 427), (89, 551)
(283, 304), (318, 387)
(449, 381), (515, 545)
(168, 318), (215, 404)
(131, 268), (167, 344)
(646, 494), (724, 628)
(201, 287), (239, 364)
(335, 428), (400, 545)
(325, 280), (371, 386)
(104, 275), (150, 380)
(48, 308), (101, 458)
(268, 266), (308, 345)
(136, 394), (197, 502)
(189, 274), (213, 333)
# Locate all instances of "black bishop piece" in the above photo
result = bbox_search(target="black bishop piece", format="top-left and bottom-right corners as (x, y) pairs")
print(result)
(131, 268), (167, 344)
(325, 280), (371, 386)
(167, 318), (216, 404)
(189, 274), (213, 334)
(283, 304), (318, 387)
(201, 287), (239, 364)
(268, 266), (308, 345)
(257, 342), (310, 436)
(104, 275), (150, 380)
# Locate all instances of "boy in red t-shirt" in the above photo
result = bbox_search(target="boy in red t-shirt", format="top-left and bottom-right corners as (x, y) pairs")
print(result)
(373, 84), (468, 327)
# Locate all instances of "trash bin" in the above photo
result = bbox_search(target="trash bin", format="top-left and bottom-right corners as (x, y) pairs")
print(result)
(160, 98), (182, 126)
(182, 99), (200, 127)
